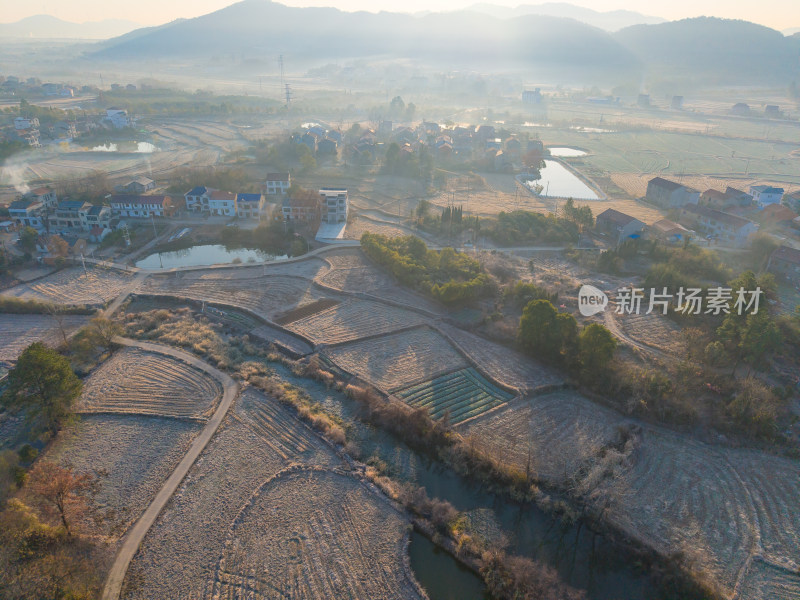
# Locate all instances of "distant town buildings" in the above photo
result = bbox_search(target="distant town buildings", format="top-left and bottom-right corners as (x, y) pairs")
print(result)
(522, 88), (542, 104)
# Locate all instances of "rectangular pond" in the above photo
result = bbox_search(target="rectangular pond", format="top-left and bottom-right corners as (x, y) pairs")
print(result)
(524, 159), (601, 200)
(135, 244), (287, 269)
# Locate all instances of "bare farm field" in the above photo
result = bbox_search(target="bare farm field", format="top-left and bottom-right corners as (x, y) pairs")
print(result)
(209, 468), (424, 600)
(286, 299), (428, 345)
(436, 322), (563, 392)
(319, 249), (444, 315)
(49, 414), (202, 536)
(78, 348), (221, 420)
(616, 312), (685, 355)
(462, 391), (800, 595)
(396, 367), (515, 425)
(3, 266), (137, 306)
(121, 389), (370, 598)
(344, 214), (411, 240)
(140, 272), (332, 322)
(460, 390), (626, 481)
(613, 429), (800, 597)
(324, 326), (468, 392)
(0, 313), (89, 364)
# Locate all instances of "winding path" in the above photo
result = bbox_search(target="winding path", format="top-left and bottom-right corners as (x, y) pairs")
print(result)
(101, 338), (238, 600)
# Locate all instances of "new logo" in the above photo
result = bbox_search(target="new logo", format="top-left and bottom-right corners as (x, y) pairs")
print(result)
(578, 285), (608, 316)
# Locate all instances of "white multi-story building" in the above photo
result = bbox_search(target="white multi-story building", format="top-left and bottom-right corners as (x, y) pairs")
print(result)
(208, 190), (237, 217)
(110, 195), (174, 218)
(27, 187), (58, 209)
(9, 199), (47, 229)
(319, 188), (348, 224)
(184, 186), (210, 213)
(265, 172), (291, 195)
(749, 185), (784, 209)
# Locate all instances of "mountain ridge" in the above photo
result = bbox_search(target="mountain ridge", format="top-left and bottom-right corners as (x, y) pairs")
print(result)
(0, 14), (141, 40)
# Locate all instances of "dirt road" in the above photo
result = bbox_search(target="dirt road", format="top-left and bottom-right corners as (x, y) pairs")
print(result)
(100, 338), (238, 600)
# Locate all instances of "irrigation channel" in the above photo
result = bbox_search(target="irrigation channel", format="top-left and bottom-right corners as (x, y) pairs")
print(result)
(270, 362), (651, 599)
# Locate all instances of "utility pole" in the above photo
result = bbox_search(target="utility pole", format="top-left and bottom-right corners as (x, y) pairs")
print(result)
(279, 55), (291, 108)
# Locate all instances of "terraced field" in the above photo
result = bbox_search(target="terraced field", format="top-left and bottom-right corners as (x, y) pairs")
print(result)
(250, 323), (313, 356)
(209, 469), (424, 600)
(78, 348), (221, 420)
(140, 273), (330, 322)
(324, 327), (467, 391)
(0, 313), (89, 364)
(436, 323), (563, 392)
(286, 299), (427, 345)
(3, 266), (137, 305)
(396, 367), (515, 424)
(459, 390), (625, 481)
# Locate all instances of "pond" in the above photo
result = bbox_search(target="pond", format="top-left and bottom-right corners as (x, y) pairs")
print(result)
(548, 147), (588, 157)
(408, 531), (487, 600)
(135, 244), (287, 269)
(524, 159), (601, 200)
(90, 141), (159, 153)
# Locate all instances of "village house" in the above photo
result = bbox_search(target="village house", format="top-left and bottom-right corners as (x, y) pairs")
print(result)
(282, 195), (320, 222)
(679, 205), (758, 246)
(650, 219), (692, 244)
(23, 187), (58, 210)
(115, 176), (156, 194)
(110, 195), (176, 218)
(50, 199), (92, 230)
(208, 190), (237, 217)
(236, 193), (265, 220)
(316, 137), (338, 155)
(645, 177), (700, 208)
(82, 205), (112, 231)
(767, 245), (800, 279)
(749, 185), (784, 209)
(731, 103), (750, 116)
(596, 209), (646, 243)
(264, 173), (291, 196)
(184, 186), (210, 212)
(8, 199), (47, 229)
(104, 108), (131, 129)
(319, 188), (349, 224)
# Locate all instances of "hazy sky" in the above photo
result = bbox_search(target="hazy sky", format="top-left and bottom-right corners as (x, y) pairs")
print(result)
(2, 0), (798, 31)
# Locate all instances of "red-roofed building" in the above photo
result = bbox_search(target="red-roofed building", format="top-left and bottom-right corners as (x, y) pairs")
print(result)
(208, 190), (237, 216)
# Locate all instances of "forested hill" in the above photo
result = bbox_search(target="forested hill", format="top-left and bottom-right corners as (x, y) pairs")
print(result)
(87, 0), (640, 81)
(615, 17), (800, 85)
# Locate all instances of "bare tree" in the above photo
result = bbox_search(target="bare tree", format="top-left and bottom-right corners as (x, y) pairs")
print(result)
(28, 462), (97, 538)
